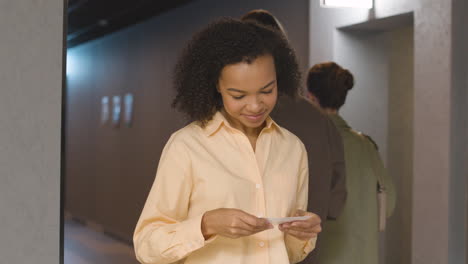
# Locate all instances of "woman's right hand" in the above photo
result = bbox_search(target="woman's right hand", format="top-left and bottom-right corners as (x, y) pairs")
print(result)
(201, 208), (273, 239)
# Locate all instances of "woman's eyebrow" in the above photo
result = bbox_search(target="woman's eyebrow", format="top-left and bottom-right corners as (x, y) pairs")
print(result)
(227, 88), (246, 93)
(226, 80), (276, 93)
(260, 80), (276, 90)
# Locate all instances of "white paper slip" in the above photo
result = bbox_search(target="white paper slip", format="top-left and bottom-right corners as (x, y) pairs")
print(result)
(265, 216), (311, 225)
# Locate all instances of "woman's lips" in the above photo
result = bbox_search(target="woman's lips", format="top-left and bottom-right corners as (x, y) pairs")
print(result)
(243, 112), (266, 122)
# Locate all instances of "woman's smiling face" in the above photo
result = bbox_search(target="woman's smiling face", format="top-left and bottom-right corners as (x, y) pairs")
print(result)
(217, 54), (278, 131)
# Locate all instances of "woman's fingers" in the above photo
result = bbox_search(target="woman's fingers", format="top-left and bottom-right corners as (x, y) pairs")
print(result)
(232, 210), (272, 230)
(203, 208), (273, 239)
(236, 211), (273, 233)
(294, 211), (321, 225)
(224, 227), (256, 238)
(242, 215), (273, 230)
(224, 214), (272, 238)
(295, 209), (307, 216)
(278, 211), (322, 240)
(282, 220), (322, 233)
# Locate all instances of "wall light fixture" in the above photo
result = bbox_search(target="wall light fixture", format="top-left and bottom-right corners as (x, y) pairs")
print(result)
(321, 0), (373, 9)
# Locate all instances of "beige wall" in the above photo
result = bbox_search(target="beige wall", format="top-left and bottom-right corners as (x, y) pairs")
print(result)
(386, 26), (414, 264)
(334, 30), (390, 163)
(0, 0), (64, 263)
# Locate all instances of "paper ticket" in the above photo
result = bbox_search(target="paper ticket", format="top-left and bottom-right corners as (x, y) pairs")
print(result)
(265, 216), (311, 225)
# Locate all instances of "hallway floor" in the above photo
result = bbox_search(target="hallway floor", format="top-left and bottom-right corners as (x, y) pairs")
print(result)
(64, 219), (139, 264)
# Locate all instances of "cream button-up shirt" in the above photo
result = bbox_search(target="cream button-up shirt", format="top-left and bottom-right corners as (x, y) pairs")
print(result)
(134, 112), (315, 264)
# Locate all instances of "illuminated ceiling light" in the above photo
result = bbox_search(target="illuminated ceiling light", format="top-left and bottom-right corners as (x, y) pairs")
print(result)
(321, 0), (373, 9)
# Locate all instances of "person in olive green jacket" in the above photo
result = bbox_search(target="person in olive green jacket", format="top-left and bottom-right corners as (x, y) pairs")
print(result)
(305, 62), (396, 264)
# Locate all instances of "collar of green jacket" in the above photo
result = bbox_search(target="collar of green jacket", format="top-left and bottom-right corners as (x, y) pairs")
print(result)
(328, 113), (350, 129)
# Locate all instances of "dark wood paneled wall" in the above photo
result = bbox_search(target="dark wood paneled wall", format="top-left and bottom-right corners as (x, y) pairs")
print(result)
(65, 0), (309, 241)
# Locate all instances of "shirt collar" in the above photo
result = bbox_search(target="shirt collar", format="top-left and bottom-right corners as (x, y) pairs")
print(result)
(203, 111), (281, 136)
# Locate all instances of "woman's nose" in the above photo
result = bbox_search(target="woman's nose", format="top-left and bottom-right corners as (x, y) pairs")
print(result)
(246, 96), (263, 112)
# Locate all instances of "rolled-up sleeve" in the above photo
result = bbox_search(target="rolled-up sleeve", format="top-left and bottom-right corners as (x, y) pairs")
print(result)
(133, 135), (215, 264)
(285, 144), (316, 263)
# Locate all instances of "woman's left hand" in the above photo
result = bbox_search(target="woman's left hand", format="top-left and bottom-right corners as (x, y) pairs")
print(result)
(278, 210), (322, 241)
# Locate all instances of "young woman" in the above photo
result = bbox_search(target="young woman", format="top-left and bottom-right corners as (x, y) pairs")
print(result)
(133, 18), (321, 264)
(306, 62), (396, 264)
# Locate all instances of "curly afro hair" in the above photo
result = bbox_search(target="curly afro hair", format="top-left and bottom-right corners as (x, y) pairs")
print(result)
(172, 17), (301, 126)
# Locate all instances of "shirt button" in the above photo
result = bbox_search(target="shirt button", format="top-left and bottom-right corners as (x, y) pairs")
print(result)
(256, 183), (261, 189)
(259, 241), (265, 247)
